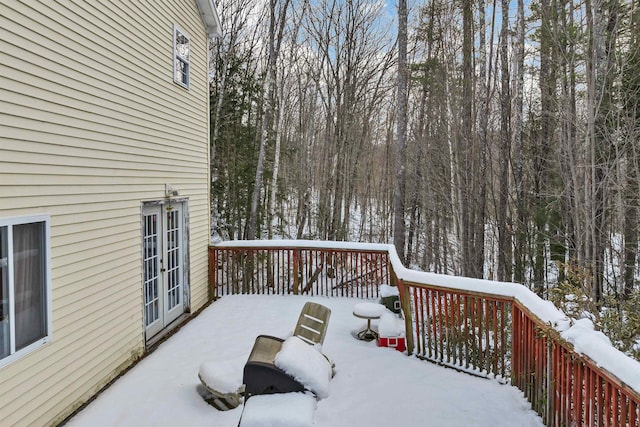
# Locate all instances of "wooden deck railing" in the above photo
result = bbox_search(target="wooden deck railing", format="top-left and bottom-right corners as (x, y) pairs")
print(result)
(406, 284), (512, 379)
(209, 240), (640, 426)
(209, 242), (391, 298)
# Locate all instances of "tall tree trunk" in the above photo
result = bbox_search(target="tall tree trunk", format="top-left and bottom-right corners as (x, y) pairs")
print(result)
(394, 0), (408, 263)
(296, 84), (315, 239)
(586, 0), (617, 301)
(461, 0), (475, 276)
(533, 0), (556, 296)
(407, 87), (428, 265)
(623, 140), (638, 299)
(476, 0), (489, 279)
(512, 0), (526, 284)
(497, 0), (512, 281)
(623, 0), (640, 299)
(557, 0), (579, 285)
(268, 87), (286, 238)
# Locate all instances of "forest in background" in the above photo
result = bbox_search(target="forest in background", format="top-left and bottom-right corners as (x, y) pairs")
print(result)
(209, 0), (640, 357)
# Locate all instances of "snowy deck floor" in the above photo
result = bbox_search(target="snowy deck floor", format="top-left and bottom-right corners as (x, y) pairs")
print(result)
(67, 295), (544, 427)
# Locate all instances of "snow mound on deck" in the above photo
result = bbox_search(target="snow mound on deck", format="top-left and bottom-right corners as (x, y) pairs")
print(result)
(378, 312), (403, 337)
(240, 392), (316, 427)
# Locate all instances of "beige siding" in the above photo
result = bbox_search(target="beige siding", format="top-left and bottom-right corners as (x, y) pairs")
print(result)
(0, 0), (211, 425)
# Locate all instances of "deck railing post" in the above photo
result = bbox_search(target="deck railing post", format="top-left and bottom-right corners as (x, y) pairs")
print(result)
(208, 246), (216, 300)
(292, 249), (300, 295)
(546, 337), (552, 426)
(393, 265), (414, 355)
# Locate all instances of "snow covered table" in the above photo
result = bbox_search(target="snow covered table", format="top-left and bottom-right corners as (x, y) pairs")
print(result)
(352, 302), (387, 341)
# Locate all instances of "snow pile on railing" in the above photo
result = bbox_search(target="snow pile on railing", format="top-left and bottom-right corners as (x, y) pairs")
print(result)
(214, 239), (392, 252)
(387, 241), (640, 392)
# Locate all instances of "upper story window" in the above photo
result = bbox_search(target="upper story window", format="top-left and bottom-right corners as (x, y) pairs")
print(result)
(0, 215), (51, 368)
(174, 25), (190, 88)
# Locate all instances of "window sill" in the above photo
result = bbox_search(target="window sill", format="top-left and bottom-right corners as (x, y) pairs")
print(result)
(0, 335), (51, 370)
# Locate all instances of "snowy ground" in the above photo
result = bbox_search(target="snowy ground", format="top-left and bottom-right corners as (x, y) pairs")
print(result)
(66, 295), (544, 427)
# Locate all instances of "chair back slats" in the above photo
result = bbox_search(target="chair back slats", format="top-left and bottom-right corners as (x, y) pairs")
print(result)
(293, 302), (331, 346)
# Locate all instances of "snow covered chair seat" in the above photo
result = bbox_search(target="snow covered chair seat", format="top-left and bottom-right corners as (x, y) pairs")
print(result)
(197, 358), (245, 410)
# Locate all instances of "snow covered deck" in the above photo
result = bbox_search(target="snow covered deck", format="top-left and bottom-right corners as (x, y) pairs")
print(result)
(67, 295), (543, 426)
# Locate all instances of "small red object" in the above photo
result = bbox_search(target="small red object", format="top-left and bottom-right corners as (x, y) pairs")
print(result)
(377, 336), (406, 352)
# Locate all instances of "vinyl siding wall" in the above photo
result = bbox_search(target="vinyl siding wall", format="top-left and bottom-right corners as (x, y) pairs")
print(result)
(0, 1), (211, 425)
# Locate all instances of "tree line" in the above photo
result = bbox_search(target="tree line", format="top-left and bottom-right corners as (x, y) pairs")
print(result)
(209, 0), (640, 352)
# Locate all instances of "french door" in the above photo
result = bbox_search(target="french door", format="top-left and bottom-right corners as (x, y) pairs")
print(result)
(143, 202), (186, 340)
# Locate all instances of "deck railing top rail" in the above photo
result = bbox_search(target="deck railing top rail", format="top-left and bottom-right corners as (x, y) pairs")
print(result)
(213, 239), (393, 252)
(211, 240), (640, 415)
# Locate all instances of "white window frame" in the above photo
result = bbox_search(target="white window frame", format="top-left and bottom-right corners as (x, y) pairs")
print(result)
(0, 214), (52, 369)
(173, 24), (190, 89)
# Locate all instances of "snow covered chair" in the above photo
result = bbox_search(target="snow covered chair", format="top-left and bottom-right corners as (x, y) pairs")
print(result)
(242, 335), (306, 397)
(197, 301), (332, 409)
(242, 302), (333, 398)
(242, 334), (332, 405)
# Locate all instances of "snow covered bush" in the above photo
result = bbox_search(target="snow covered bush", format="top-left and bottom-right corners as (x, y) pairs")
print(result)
(599, 291), (640, 361)
(550, 263), (640, 361)
(549, 267), (597, 322)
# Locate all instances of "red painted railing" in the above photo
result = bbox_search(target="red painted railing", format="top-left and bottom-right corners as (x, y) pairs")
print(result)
(210, 241), (640, 426)
(407, 284), (511, 379)
(509, 302), (640, 426)
(210, 242), (391, 298)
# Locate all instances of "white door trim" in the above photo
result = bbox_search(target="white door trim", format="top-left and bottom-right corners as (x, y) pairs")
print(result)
(142, 200), (189, 341)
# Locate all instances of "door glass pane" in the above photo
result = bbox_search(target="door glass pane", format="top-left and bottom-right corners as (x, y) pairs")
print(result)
(13, 222), (46, 351)
(143, 213), (160, 327)
(166, 210), (181, 310)
(0, 226), (9, 359)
